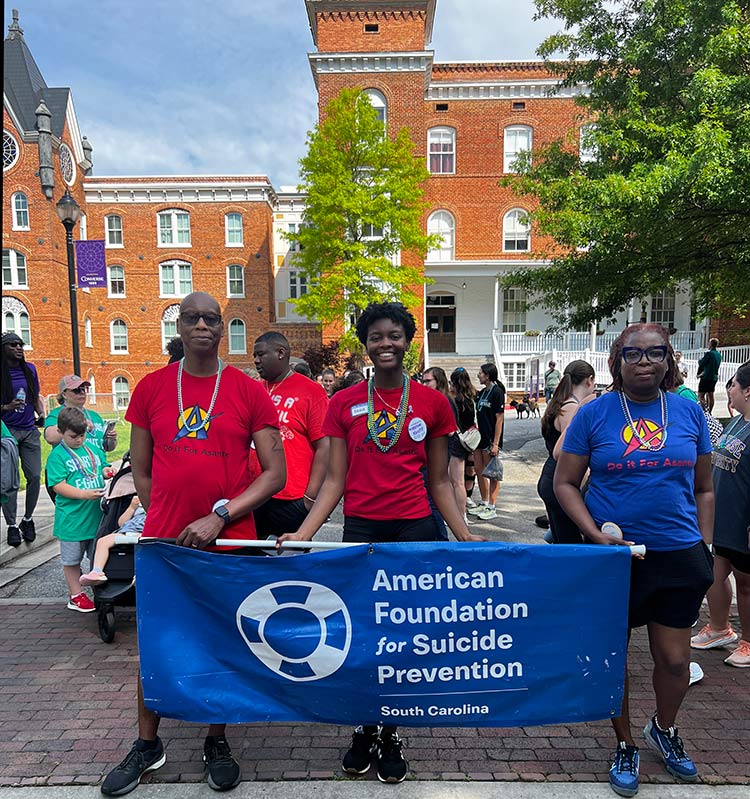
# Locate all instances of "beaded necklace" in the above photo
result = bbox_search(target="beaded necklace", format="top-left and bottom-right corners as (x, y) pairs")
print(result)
(367, 374), (410, 453)
(177, 357), (224, 434)
(62, 442), (99, 478)
(618, 389), (668, 452)
(717, 415), (750, 450)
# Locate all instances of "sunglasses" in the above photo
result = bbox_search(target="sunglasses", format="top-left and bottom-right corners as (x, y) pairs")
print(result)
(621, 346), (668, 365)
(179, 312), (222, 328)
(67, 386), (88, 394)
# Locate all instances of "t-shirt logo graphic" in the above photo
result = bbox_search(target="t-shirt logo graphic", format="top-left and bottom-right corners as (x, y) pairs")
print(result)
(173, 405), (223, 442)
(364, 409), (398, 445)
(621, 419), (665, 457)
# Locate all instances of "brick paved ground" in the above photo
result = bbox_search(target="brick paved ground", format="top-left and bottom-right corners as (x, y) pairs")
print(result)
(0, 601), (747, 789)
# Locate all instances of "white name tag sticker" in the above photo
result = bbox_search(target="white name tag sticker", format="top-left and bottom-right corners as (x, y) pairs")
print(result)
(350, 403), (368, 418)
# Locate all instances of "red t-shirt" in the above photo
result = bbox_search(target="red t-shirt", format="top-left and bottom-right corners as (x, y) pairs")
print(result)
(126, 362), (278, 540)
(323, 380), (455, 520)
(263, 371), (328, 500)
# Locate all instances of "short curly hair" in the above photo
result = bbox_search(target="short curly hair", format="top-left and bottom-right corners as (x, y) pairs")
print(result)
(355, 302), (417, 346)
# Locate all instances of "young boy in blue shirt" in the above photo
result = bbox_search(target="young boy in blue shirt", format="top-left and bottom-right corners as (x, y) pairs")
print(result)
(46, 407), (111, 612)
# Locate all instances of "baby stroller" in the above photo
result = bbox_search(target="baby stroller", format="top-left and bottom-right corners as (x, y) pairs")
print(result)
(92, 451), (138, 643)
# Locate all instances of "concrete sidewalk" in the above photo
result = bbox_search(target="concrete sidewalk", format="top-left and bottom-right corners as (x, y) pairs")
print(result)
(0, 441), (747, 794)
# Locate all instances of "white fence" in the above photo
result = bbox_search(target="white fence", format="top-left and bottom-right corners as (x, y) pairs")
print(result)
(495, 329), (707, 356)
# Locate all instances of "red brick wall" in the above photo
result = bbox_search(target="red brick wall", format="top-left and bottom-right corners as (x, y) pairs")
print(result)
(315, 8), (427, 52)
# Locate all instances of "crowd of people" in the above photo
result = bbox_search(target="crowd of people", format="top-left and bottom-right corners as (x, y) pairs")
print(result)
(2, 305), (747, 798)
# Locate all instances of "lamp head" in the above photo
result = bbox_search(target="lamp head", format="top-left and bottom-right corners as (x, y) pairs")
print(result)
(56, 188), (80, 226)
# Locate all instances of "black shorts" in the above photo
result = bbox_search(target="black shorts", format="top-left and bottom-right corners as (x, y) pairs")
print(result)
(714, 544), (750, 574)
(448, 434), (470, 460)
(343, 515), (438, 544)
(254, 497), (308, 537)
(628, 541), (714, 629)
(698, 377), (718, 394)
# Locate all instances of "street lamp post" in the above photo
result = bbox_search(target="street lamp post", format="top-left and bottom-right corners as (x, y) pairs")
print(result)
(56, 189), (81, 376)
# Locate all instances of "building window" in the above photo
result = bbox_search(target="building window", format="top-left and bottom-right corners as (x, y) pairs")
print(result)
(3, 130), (19, 171)
(88, 374), (97, 404)
(228, 319), (246, 354)
(106, 214), (123, 247)
(112, 377), (130, 410)
(159, 261), (193, 297)
(84, 317), (92, 348)
(579, 123), (598, 163)
(79, 212), (87, 241)
(107, 265), (125, 297)
(503, 209), (530, 252)
(161, 304), (180, 352)
(110, 319), (128, 353)
(2, 297), (31, 347)
(225, 213), (243, 246)
(428, 127), (455, 174)
(650, 289), (676, 328)
(502, 362), (527, 391)
(12, 192), (29, 230)
(157, 209), (191, 246)
(364, 88), (387, 125)
(502, 287), (527, 333)
(426, 211), (455, 261)
(227, 264), (245, 297)
(504, 125), (532, 173)
(58, 143), (76, 185)
(289, 270), (308, 300)
(2, 249), (28, 288)
(287, 223), (301, 252)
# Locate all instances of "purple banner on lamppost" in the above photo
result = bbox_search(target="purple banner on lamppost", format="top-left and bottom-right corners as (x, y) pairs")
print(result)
(74, 240), (107, 288)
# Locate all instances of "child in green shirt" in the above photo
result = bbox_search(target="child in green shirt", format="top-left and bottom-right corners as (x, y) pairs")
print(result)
(46, 407), (112, 612)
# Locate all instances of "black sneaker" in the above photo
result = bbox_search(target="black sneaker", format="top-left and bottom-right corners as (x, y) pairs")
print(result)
(342, 726), (379, 774)
(376, 731), (408, 784)
(19, 518), (36, 542)
(101, 738), (166, 796)
(203, 735), (241, 791)
(6, 525), (21, 548)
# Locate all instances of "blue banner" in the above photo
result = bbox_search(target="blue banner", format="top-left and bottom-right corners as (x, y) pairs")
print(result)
(136, 541), (630, 727)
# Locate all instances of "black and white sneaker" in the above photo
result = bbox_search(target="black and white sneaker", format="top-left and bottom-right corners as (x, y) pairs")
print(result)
(342, 726), (379, 774)
(376, 731), (408, 783)
(203, 735), (241, 791)
(100, 738), (166, 796)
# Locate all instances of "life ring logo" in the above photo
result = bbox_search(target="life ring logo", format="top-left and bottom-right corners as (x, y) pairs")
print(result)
(236, 581), (352, 682)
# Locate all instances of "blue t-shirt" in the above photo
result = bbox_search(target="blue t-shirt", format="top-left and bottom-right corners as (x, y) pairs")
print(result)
(562, 391), (712, 551)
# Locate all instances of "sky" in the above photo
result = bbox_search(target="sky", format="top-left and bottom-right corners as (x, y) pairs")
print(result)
(4, 1), (563, 188)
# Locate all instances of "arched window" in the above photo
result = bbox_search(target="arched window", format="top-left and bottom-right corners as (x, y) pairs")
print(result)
(428, 127), (455, 174)
(107, 265), (125, 297)
(84, 317), (93, 348)
(105, 214), (123, 247)
(228, 319), (247, 354)
(161, 304), (180, 352)
(159, 260), (193, 297)
(88, 373), (97, 405)
(2, 296), (31, 347)
(2, 249), (28, 288)
(503, 209), (530, 252)
(12, 192), (29, 230)
(579, 123), (598, 163)
(112, 377), (130, 410)
(225, 213), (243, 246)
(157, 209), (191, 246)
(503, 125), (533, 173)
(427, 211), (455, 261)
(3, 130), (20, 171)
(364, 89), (387, 125)
(110, 319), (128, 353)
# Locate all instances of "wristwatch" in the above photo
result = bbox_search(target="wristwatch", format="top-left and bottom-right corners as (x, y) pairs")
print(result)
(213, 505), (231, 525)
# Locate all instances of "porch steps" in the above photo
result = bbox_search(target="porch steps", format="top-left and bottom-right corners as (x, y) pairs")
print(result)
(426, 353), (494, 385)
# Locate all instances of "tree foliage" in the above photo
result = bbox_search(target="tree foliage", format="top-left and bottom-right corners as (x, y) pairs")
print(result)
(289, 88), (438, 349)
(502, 0), (750, 329)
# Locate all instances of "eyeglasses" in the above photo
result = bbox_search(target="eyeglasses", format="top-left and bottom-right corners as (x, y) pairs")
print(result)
(67, 386), (88, 394)
(621, 346), (668, 365)
(179, 312), (222, 328)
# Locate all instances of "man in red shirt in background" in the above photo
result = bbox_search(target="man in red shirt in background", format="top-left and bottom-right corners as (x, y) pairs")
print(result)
(252, 331), (329, 536)
(101, 292), (286, 797)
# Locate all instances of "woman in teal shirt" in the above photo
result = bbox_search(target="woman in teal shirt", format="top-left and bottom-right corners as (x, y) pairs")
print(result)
(44, 375), (117, 453)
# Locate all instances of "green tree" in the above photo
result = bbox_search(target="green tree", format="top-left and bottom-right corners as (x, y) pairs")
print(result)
(502, 0), (750, 330)
(289, 88), (438, 349)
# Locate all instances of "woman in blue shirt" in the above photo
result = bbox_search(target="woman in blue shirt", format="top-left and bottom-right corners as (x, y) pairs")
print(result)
(555, 323), (714, 798)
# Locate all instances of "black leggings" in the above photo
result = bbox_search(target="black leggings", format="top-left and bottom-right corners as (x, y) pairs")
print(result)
(536, 458), (583, 544)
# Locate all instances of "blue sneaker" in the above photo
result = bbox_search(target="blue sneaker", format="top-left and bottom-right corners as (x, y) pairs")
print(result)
(609, 741), (640, 797)
(643, 716), (698, 781)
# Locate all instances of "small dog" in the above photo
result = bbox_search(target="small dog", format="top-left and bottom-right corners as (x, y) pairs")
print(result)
(524, 395), (541, 418)
(509, 399), (529, 419)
